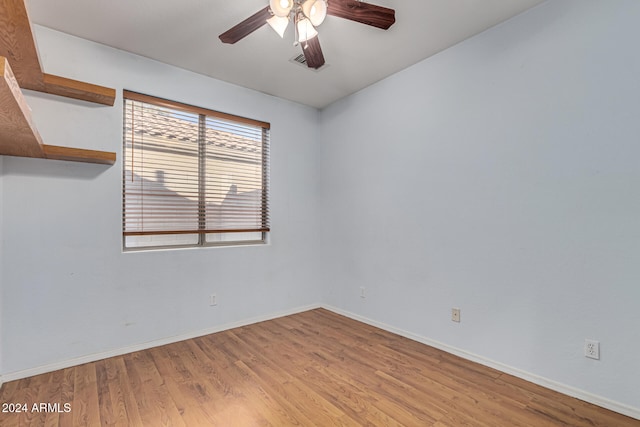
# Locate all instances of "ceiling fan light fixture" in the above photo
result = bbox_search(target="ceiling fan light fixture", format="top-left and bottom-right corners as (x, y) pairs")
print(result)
(301, 0), (327, 27)
(296, 17), (318, 43)
(219, 0), (395, 70)
(269, 0), (293, 17)
(267, 15), (289, 38)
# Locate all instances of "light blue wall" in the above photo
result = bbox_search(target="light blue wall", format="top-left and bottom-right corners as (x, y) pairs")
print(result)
(319, 0), (640, 411)
(0, 26), (322, 374)
(1, 0), (639, 416)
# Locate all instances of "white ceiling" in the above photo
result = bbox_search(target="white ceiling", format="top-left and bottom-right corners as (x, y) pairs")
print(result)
(27, 0), (545, 109)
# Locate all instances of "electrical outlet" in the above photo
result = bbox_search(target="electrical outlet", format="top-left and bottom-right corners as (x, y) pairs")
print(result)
(360, 287), (366, 298)
(209, 294), (217, 306)
(452, 308), (461, 323)
(585, 339), (600, 360)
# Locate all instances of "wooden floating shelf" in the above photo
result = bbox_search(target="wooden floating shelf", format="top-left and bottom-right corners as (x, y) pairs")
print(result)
(41, 73), (116, 106)
(0, 55), (44, 158)
(0, 0), (116, 106)
(0, 0), (117, 165)
(0, 0), (44, 90)
(1, 56), (116, 165)
(42, 144), (116, 165)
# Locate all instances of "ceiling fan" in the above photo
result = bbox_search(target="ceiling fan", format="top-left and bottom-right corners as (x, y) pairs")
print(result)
(219, 0), (396, 69)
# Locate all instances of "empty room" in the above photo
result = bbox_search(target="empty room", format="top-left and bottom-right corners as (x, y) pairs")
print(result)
(1, 0), (639, 425)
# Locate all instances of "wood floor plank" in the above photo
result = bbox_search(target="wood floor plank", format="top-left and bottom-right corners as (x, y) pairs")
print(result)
(57, 368), (75, 427)
(235, 358), (346, 426)
(216, 330), (318, 426)
(228, 326), (362, 426)
(72, 363), (101, 427)
(107, 357), (144, 426)
(373, 344), (549, 427)
(1, 308), (638, 426)
(302, 311), (565, 426)
(95, 360), (117, 426)
(124, 351), (187, 427)
(38, 370), (63, 427)
(194, 332), (286, 425)
(0, 378), (31, 427)
(148, 344), (220, 425)
(266, 315), (501, 425)
(245, 320), (436, 425)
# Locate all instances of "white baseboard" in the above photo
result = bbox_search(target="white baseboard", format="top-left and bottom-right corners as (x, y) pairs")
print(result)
(1, 303), (321, 384)
(322, 305), (640, 421)
(2, 303), (638, 421)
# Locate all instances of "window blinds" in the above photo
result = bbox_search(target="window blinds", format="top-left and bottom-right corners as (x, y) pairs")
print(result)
(123, 91), (270, 244)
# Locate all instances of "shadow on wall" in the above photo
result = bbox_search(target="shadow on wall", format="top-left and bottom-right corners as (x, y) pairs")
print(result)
(3, 155), (112, 181)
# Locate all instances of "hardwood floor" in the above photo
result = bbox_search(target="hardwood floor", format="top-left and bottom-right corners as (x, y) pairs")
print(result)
(1, 308), (638, 426)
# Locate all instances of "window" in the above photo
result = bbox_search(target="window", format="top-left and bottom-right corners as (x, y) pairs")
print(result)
(122, 91), (270, 249)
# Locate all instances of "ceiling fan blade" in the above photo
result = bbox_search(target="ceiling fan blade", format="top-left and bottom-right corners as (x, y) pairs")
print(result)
(302, 37), (325, 69)
(327, 0), (395, 30)
(219, 6), (272, 44)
